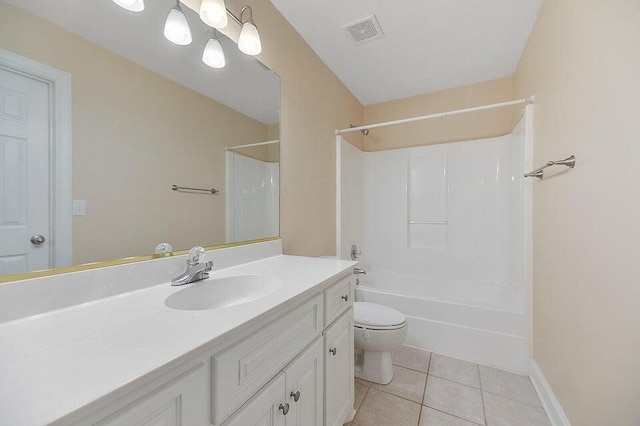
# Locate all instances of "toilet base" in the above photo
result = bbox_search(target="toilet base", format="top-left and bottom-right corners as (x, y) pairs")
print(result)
(355, 349), (394, 384)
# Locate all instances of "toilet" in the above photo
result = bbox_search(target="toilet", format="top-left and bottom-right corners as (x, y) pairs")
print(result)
(354, 302), (408, 384)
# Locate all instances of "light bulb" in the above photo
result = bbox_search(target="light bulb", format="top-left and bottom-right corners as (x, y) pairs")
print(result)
(199, 0), (228, 29)
(164, 5), (192, 46)
(238, 22), (262, 55)
(112, 0), (144, 12)
(202, 38), (225, 68)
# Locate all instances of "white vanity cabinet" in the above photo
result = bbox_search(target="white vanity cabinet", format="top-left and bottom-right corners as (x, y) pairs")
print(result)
(223, 337), (324, 426)
(221, 274), (355, 426)
(73, 272), (354, 426)
(80, 364), (209, 426)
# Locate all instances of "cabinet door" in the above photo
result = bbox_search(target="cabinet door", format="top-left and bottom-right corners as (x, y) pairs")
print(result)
(324, 308), (354, 426)
(283, 337), (324, 426)
(222, 373), (287, 426)
(92, 364), (208, 426)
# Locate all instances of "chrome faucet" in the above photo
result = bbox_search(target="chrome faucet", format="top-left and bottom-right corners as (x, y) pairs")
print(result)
(353, 268), (367, 275)
(171, 246), (213, 286)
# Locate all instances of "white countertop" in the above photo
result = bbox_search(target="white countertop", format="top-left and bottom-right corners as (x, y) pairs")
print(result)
(0, 255), (356, 425)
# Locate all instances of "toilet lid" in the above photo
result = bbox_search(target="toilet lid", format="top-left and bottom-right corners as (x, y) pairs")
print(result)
(354, 302), (406, 328)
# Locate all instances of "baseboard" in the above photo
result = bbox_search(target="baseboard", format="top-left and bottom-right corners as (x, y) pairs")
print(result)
(529, 359), (571, 426)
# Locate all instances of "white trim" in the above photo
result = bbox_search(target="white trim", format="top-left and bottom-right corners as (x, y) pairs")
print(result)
(523, 103), (535, 356)
(530, 359), (572, 426)
(0, 49), (72, 268)
(335, 134), (342, 258)
(225, 151), (234, 243)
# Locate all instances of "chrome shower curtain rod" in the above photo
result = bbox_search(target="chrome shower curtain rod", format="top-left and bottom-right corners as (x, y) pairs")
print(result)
(336, 97), (535, 135)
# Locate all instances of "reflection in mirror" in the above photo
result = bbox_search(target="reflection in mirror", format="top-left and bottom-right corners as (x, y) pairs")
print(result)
(0, 0), (280, 278)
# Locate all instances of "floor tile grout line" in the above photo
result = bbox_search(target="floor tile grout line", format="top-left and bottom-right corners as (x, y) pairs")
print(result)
(392, 363), (430, 377)
(421, 405), (485, 426)
(426, 373), (483, 391)
(478, 364), (488, 426)
(392, 362), (430, 375)
(354, 385), (369, 415)
(481, 388), (545, 409)
(427, 371), (481, 389)
(369, 385), (426, 406)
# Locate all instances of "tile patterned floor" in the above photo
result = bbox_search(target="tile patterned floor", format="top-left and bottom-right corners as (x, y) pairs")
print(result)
(347, 346), (551, 426)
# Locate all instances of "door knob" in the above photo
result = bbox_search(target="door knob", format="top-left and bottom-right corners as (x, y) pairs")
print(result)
(341, 294), (349, 301)
(30, 235), (46, 245)
(279, 403), (290, 415)
(329, 347), (337, 356)
(290, 390), (300, 402)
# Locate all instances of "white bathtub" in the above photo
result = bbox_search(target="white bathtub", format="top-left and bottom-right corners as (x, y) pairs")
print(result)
(354, 271), (530, 373)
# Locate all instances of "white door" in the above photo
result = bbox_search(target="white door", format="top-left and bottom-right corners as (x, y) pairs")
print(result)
(324, 308), (355, 426)
(0, 67), (51, 275)
(284, 337), (324, 426)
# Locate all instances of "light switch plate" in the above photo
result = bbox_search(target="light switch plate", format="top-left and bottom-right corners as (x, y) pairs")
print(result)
(72, 199), (86, 216)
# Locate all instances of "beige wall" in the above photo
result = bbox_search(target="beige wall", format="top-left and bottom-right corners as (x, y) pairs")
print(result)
(362, 77), (515, 151)
(514, 0), (640, 424)
(0, 2), (268, 264)
(184, 0), (364, 257)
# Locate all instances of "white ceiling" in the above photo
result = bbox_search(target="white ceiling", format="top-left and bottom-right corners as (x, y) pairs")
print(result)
(5, 0), (280, 124)
(270, 0), (542, 105)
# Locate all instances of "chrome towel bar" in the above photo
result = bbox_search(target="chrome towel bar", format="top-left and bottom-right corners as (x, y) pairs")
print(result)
(524, 155), (575, 179)
(171, 185), (219, 194)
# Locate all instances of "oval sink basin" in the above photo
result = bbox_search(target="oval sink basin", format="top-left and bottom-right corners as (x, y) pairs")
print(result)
(165, 275), (282, 311)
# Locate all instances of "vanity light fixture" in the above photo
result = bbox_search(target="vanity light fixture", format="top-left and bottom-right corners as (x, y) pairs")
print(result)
(238, 6), (262, 56)
(112, 0), (144, 12)
(200, 0), (228, 29)
(202, 31), (226, 68)
(164, 0), (192, 46)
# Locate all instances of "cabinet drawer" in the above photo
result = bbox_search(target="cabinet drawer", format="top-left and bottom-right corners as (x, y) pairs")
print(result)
(211, 294), (323, 425)
(323, 274), (353, 327)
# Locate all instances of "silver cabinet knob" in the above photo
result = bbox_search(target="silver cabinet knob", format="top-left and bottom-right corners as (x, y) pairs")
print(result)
(290, 390), (300, 402)
(279, 403), (290, 415)
(341, 294), (349, 302)
(30, 235), (46, 245)
(329, 347), (337, 356)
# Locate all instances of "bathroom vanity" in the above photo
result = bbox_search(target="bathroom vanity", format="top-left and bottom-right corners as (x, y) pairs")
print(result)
(0, 241), (356, 426)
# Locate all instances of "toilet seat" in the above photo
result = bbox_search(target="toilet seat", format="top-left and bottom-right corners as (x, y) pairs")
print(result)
(354, 302), (406, 330)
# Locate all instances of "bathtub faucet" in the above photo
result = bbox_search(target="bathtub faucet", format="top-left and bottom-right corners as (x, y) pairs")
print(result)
(353, 268), (367, 275)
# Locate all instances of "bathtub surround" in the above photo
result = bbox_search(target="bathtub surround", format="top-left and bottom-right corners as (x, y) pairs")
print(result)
(338, 109), (532, 373)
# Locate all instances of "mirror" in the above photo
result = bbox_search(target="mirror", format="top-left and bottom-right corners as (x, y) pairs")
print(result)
(0, 0), (280, 279)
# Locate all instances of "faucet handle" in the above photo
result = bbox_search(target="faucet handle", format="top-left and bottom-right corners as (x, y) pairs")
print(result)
(187, 246), (205, 266)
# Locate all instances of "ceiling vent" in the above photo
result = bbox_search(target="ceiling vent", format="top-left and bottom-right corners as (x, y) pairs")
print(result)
(343, 15), (384, 44)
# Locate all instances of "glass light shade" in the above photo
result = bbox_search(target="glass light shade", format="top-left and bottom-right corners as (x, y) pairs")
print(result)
(199, 0), (228, 29)
(238, 22), (262, 55)
(112, 0), (144, 12)
(164, 6), (192, 46)
(202, 38), (226, 68)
